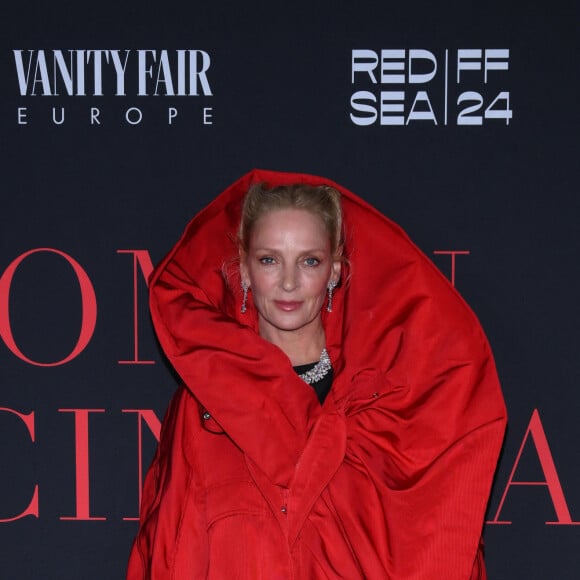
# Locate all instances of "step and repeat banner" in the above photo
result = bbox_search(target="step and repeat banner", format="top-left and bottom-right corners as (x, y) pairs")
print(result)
(1, 1), (578, 578)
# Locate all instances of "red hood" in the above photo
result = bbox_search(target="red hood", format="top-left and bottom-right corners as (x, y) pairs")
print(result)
(149, 169), (506, 488)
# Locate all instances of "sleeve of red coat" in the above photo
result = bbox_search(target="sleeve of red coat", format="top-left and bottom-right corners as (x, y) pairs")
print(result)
(126, 387), (208, 579)
(337, 302), (506, 580)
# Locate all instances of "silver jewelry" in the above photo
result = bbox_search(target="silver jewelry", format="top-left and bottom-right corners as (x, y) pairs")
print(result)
(326, 281), (337, 312)
(299, 348), (332, 384)
(241, 281), (249, 313)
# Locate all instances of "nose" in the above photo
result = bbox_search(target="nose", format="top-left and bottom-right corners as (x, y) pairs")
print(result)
(281, 265), (298, 292)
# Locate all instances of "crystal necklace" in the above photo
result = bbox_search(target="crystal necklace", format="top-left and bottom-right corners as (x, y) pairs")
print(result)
(298, 348), (332, 384)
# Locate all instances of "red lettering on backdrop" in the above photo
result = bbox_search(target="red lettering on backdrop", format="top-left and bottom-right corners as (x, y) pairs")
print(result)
(432, 250), (470, 287)
(487, 409), (580, 525)
(59, 409), (106, 521)
(0, 248), (97, 366)
(117, 250), (155, 365)
(122, 409), (162, 520)
(0, 408), (39, 522)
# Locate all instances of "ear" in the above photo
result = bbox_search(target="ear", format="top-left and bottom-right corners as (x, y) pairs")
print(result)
(330, 258), (341, 285)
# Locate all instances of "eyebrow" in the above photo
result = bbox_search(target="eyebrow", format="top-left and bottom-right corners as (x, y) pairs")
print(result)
(253, 247), (327, 254)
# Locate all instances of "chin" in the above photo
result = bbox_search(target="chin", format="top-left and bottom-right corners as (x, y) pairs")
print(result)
(272, 318), (309, 332)
(267, 312), (321, 334)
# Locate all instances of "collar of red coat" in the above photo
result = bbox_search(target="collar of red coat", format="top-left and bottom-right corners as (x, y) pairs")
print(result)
(149, 169), (497, 487)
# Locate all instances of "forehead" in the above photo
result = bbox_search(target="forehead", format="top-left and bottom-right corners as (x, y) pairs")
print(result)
(250, 208), (330, 248)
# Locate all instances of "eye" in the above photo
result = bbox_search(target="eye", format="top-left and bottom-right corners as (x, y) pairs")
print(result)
(259, 256), (276, 265)
(304, 257), (320, 267)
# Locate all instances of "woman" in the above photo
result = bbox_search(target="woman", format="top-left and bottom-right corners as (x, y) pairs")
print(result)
(127, 169), (506, 579)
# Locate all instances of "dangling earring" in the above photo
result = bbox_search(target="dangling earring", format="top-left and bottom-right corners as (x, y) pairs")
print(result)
(326, 281), (337, 312)
(241, 281), (249, 313)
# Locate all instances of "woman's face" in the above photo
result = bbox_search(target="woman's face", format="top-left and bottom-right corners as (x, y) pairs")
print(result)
(240, 208), (341, 342)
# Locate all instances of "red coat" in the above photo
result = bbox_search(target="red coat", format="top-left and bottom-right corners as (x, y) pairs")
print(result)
(127, 169), (506, 579)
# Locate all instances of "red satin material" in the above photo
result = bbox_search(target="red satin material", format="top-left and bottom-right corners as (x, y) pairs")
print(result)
(127, 169), (506, 579)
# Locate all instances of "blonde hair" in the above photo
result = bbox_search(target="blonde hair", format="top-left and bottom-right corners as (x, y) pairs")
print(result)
(238, 183), (344, 257)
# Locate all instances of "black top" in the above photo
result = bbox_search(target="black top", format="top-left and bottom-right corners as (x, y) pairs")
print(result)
(293, 362), (333, 404)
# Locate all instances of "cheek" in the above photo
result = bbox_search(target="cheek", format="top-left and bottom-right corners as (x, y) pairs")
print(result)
(248, 271), (274, 298)
(304, 274), (331, 300)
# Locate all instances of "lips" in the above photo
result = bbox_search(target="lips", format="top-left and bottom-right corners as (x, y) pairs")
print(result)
(274, 300), (303, 312)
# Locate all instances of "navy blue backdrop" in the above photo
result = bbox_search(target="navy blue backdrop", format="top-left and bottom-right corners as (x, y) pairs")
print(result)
(1, 1), (578, 578)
